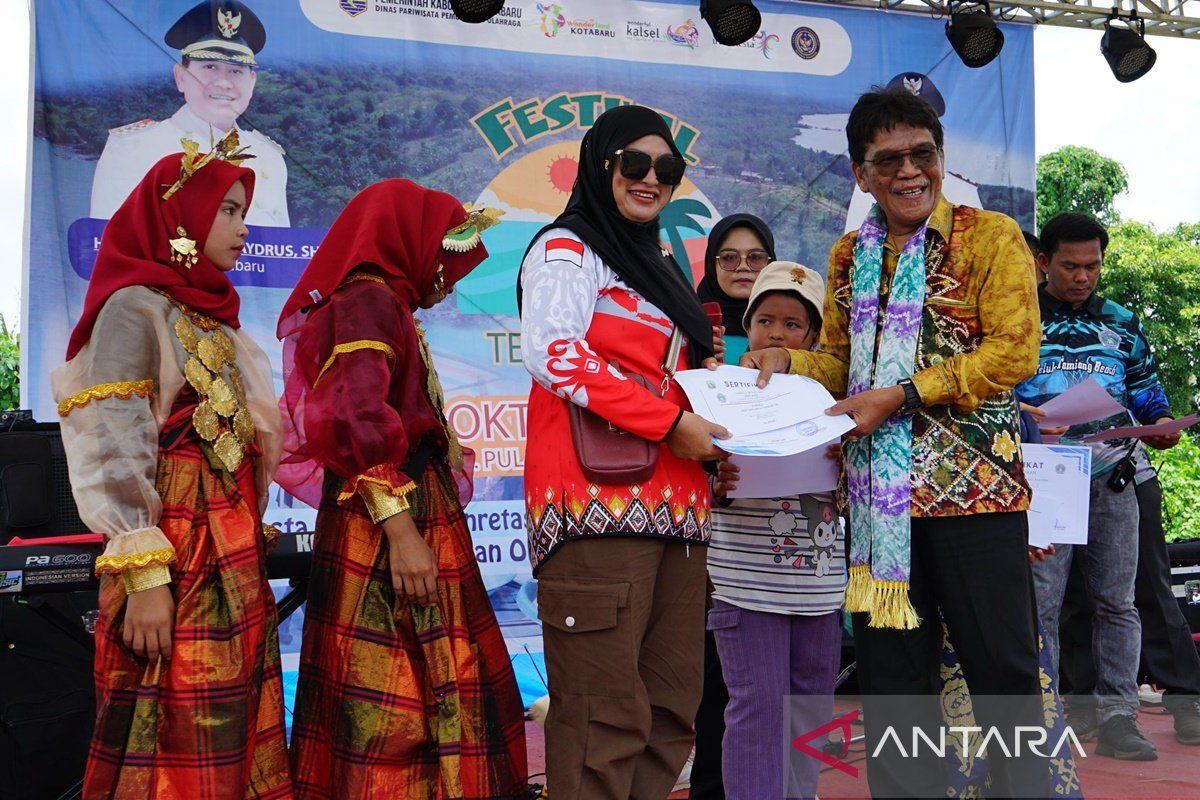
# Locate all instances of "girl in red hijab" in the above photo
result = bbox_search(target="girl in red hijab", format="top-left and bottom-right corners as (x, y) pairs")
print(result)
(52, 142), (292, 799)
(278, 179), (526, 799)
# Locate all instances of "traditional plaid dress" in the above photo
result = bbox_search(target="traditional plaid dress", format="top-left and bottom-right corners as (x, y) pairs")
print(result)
(84, 390), (293, 799)
(276, 181), (526, 799)
(52, 147), (293, 800)
(288, 460), (527, 799)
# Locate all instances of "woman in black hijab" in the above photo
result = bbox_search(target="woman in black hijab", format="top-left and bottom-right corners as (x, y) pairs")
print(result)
(519, 104), (728, 799)
(696, 214), (777, 364)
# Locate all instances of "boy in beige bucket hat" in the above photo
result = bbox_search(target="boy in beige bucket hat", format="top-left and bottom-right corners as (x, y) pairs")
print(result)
(708, 259), (846, 800)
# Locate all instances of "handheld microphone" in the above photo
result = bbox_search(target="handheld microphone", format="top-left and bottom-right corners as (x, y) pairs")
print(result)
(702, 301), (723, 329)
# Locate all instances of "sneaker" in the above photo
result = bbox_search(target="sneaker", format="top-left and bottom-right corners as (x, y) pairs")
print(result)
(1139, 683), (1164, 704)
(1095, 714), (1158, 761)
(1171, 699), (1200, 745)
(1067, 704), (1098, 742)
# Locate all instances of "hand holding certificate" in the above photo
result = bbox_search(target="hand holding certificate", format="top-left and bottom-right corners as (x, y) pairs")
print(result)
(674, 365), (843, 438)
(675, 365), (854, 497)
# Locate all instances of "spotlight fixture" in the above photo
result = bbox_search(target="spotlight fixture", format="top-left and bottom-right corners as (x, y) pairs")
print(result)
(1101, 10), (1157, 82)
(944, 0), (1004, 68)
(701, 0), (762, 47)
(450, 0), (504, 24)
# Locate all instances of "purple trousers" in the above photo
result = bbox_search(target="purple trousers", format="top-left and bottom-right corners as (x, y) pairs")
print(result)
(707, 600), (841, 800)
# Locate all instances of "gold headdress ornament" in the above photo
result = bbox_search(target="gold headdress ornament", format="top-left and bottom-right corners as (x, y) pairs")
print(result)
(161, 129), (256, 202)
(442, 203), (504, 253)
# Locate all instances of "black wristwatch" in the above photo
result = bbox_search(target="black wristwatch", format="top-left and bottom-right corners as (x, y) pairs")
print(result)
(898, 378), (922, 414)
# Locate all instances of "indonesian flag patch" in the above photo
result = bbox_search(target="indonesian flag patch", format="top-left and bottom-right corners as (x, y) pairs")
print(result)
(545, 237), (584, 268)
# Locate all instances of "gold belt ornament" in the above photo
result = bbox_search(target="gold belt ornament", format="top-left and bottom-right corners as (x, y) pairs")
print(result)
(173, 309), (256, 472)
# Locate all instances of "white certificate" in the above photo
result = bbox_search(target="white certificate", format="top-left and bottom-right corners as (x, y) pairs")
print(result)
(720, 415), (855, 457)
(675, 365), (844, 438)
(1024, 444), (1092, 548)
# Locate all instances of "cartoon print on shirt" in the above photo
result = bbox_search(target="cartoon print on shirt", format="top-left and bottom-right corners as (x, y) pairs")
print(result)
(769, 506), (805, 568)
(808, 504), (840, 577)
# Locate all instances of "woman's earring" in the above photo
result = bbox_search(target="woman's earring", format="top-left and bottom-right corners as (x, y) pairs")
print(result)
(169, 226), (198, 269)
(433, 263), (446, 298)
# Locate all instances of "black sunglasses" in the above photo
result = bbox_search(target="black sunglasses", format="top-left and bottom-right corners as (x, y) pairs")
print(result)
(610, 148), (687, 186)
(862, 145), (941, 177)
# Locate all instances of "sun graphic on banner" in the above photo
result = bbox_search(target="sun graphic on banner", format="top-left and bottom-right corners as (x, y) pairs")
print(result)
(456, 140), (722, 317)
(547, 156), (578, 195)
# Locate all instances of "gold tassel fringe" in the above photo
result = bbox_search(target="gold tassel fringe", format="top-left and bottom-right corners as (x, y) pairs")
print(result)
(867, 579), (922, 630)
(843, 563), (874, 612)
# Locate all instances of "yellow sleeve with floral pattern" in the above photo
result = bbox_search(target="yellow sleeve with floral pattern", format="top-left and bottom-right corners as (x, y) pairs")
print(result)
(909, 214), (1040, 412)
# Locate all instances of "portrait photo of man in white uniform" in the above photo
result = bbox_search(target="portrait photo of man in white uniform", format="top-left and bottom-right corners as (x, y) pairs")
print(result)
(89, 0), (290, 226)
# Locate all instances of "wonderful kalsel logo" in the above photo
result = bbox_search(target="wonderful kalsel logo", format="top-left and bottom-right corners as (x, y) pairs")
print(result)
(626, 20), (662, 41)
(791, 26), (821, 59)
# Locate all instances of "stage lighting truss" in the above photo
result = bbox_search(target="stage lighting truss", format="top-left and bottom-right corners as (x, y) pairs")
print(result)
(1102, 9), (1158, 81)
(945, 0), (1005, 67)
(701, 0), (763, 46)
(787, 0), (1200, 41)
(450, 0), (505, 24)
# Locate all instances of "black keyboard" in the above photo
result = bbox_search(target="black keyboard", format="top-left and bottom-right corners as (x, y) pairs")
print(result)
(0, 533), (314, 595)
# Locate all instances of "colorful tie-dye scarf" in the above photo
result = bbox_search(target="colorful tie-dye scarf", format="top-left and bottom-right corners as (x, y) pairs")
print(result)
(843, 205), (927, 629)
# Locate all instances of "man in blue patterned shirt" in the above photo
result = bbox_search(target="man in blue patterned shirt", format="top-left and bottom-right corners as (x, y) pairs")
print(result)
(1017, 212), (1180, 762)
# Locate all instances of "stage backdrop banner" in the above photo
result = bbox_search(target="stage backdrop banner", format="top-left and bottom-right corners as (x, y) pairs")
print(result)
(24, 0), (1035, 708)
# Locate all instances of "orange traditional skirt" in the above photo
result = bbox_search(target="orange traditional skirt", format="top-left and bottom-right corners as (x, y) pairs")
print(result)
(83, 399), (293, 800)
(289, 460), (527, 799)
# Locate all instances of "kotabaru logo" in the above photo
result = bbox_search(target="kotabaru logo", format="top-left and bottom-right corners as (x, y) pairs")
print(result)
(339, 0), (367, 17)
(538, 2), (566, 37)
(791, 26), (821, 59)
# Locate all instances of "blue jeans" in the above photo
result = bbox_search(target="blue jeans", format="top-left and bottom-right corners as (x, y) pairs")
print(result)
(1033, 476), (1142, 721)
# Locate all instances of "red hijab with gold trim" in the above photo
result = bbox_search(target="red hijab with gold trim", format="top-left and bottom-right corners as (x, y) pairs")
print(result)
(67, 153), (255, 359)
(277, 178), (489, 333)
(275, 179), (495, 508)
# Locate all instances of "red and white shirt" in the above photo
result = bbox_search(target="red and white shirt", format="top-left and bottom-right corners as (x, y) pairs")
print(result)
(521, 229), (711, 572)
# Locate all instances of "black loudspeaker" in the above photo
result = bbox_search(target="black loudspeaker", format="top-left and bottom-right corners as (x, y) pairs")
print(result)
(0, 593), (96, 800)
(0, 415), (89, 542)
(0, 414), (96, 798)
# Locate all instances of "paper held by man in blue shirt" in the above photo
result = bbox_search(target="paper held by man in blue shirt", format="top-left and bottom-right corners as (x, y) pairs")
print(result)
(1080, 414), (1200, 443)
(1036, 376), (1127, 429)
